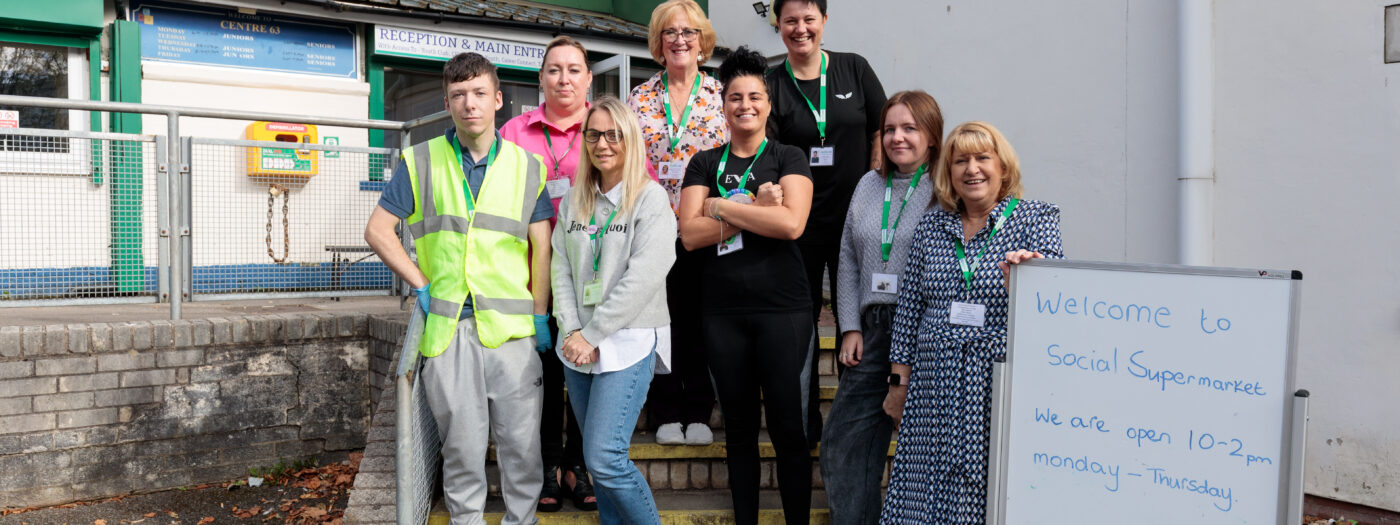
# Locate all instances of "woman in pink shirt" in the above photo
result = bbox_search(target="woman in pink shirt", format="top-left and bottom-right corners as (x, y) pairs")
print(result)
(500, 35), (597, 513)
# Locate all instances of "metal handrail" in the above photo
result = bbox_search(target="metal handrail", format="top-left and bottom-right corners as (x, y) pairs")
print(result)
(0, 94), (408, 130)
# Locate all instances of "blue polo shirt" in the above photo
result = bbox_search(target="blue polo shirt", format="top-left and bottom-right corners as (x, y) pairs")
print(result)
(379, 127), (554, 319)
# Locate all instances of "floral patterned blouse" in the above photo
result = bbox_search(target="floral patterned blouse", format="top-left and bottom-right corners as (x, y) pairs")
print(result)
(627, 71), (728, 217)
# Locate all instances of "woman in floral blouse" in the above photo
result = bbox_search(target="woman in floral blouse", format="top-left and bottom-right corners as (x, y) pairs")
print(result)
(626, 0), (727, 447)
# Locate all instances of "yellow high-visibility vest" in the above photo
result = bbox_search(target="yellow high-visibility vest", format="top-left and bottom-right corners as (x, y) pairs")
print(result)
(403, 134), (544, 356)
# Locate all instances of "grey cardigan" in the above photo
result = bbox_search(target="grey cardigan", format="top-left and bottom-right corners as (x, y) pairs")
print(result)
(836, 168), (936, 333)
(551, 181), (677, 345)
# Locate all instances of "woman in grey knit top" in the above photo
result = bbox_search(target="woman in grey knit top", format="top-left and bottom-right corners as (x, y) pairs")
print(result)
(821, 90), (944, 525)
(550, 96), (677, 523)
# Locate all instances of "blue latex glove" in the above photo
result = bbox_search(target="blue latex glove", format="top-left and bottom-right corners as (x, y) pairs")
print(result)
(533, 314), (552, 353)
(413, 284), (430, 315)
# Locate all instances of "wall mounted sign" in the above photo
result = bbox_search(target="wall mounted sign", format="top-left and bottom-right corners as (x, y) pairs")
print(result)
(130, 2), (357, 78)
(374, 25), (545, 71)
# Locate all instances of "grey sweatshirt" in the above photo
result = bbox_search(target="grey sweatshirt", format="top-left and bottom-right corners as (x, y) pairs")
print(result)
(551, 181), (677, 345)
(836, 168), (936, 333)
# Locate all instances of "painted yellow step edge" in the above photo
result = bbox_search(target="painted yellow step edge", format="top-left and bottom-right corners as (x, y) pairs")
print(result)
(430, 508), (832, 525)
(487, 440), (895, 461)
(819, 335), (835, 350)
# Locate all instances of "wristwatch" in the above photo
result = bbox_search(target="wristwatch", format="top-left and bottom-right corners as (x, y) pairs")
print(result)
(888, 373), (907, 387)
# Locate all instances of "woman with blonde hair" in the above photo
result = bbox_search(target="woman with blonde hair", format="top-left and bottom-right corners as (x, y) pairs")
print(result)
(500, 34), (596, 512)
(627, 0), (727, 447)
(551, 96), (676, 524)
(880, 121), (1064, 524)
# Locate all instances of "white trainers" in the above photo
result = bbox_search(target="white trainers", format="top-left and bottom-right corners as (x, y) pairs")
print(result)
(656, 422), (685, 445)
(684, 423), (714, 445)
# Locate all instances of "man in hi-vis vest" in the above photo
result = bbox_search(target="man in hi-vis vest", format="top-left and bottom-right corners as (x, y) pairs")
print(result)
(365, 52), (554, 525)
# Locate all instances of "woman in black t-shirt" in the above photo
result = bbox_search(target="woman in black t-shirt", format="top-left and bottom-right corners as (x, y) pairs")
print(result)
(678, 47), (814, 525)
(765, 0), (888, 444)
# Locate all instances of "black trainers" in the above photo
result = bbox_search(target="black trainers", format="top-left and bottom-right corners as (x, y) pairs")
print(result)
(538, 465), (563, 513)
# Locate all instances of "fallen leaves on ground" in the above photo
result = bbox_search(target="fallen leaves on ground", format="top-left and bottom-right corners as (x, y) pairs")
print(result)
(227, 452), (360, 524)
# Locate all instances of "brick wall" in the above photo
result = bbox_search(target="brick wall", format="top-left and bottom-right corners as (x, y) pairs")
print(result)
(0, 312), (403, 509)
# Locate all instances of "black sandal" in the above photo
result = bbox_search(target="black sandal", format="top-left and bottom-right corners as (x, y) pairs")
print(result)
(564, 465), (597, 511)
(538, 465), (563, 513)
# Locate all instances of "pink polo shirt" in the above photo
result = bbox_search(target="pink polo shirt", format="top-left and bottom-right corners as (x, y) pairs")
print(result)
(501, 102), (659, 226)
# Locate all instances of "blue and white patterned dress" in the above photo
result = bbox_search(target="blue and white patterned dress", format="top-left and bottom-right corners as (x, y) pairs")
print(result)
(879, 196), (1064, 524)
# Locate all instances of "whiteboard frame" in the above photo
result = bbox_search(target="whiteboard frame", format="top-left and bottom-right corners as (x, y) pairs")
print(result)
(989, 258), (1306, 525)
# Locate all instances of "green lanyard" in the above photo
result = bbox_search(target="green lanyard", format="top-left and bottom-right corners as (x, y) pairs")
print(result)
(714, 139), (769, 199)
(880, 164), (926, 263)
(662, 71), (702, 152)
(589, 203), (620, 272)
(953, 197), (1020, 291)
(448, 133), (500, 216)
(541, 124), (578, 176)
(784, 53), (827, 145)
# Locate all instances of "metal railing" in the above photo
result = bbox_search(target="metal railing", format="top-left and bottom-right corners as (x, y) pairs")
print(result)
(0, 94), (455, 317)
(395, 308), (440, 525)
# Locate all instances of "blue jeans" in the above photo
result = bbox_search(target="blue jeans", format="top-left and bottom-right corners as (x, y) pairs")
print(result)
(563, 351), (660, 524)
(821, 304), (895, 525)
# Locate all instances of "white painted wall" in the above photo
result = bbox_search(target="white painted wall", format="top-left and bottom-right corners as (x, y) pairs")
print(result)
(139, 61), (376, 268)
(716, 0), (1398, 513)
(1213, 0), (1400, 511)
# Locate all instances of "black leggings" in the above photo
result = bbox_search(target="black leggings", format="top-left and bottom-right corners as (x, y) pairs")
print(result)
(703, 310), (814, 525)
(798, 240), (838, 443)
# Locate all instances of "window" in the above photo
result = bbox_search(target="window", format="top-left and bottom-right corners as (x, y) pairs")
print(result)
(0, 41), (91, 171)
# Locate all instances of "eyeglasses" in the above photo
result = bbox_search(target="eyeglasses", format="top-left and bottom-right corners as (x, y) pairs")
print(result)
(584, 129), (623, 144)
(660, 28), (701, 42)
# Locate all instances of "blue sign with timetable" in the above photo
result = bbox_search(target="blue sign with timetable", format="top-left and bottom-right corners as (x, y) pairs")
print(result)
(130, 2), (357, 78)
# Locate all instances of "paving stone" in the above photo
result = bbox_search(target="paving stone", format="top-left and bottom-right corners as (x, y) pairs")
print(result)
(130, 323), (153, 351)
(58, 373), (119, 393)
(33, 392), (96, 412)
(171, 320), (193, 348)
(97, 352), (155, 372)
(66, 325), (89, 354)
(210, 318), (232, 345)
(110, 323), (132, 352)
(56, 408), (119, 429)
(0, 327), (19, 358)
(690, 462), (710, 490)
(21, 326), (44, 356)
(151, 320), (173, 349)
(0, 413), (55, 435)
(0, 361), (33, 380)
(0, 376), (58, 397)
(192, 320), (212, 346)
(42, 325), (67, 356)
(647, 461), (669, 490)
(35, 357), (97, 376)
(88, 324), (112, 354)
(232, 318), (250, 344)
(156, 349), (203, 368)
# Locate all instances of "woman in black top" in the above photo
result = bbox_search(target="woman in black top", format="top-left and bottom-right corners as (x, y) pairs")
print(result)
(678, 47), (814, 525)
(765, 0), (887, 443)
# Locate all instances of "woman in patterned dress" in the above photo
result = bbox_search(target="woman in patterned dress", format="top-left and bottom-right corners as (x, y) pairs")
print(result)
(880, 121), (1064, 524)
(627, 0), (728, 446)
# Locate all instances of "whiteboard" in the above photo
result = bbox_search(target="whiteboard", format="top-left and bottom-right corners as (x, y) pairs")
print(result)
(994, 260), (1303, 524)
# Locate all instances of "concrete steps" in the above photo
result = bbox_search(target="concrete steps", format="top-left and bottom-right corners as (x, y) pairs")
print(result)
(345, 314), (885, 524)
(464, 490), (832, 524)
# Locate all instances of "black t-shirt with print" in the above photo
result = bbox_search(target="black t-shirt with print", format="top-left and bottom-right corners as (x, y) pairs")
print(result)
(766, 51), (887, 246)
(682, 141), (814, 314)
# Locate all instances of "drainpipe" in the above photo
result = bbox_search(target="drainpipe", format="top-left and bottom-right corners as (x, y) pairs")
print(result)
(1179, 0), (1214, 266)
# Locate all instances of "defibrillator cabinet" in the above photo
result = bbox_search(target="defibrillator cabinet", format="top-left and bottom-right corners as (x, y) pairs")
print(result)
(245, 121), (319, 178)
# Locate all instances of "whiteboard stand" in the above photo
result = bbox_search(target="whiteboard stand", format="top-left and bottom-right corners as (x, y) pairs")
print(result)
(986, 358), (1008, 525)
(1286, 390), (1310, 524)
(989, 260), (1306, 524)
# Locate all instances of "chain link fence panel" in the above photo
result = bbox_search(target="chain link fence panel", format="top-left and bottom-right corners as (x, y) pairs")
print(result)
(0, 129), (161, 305)
(187, 138), (397, 299)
